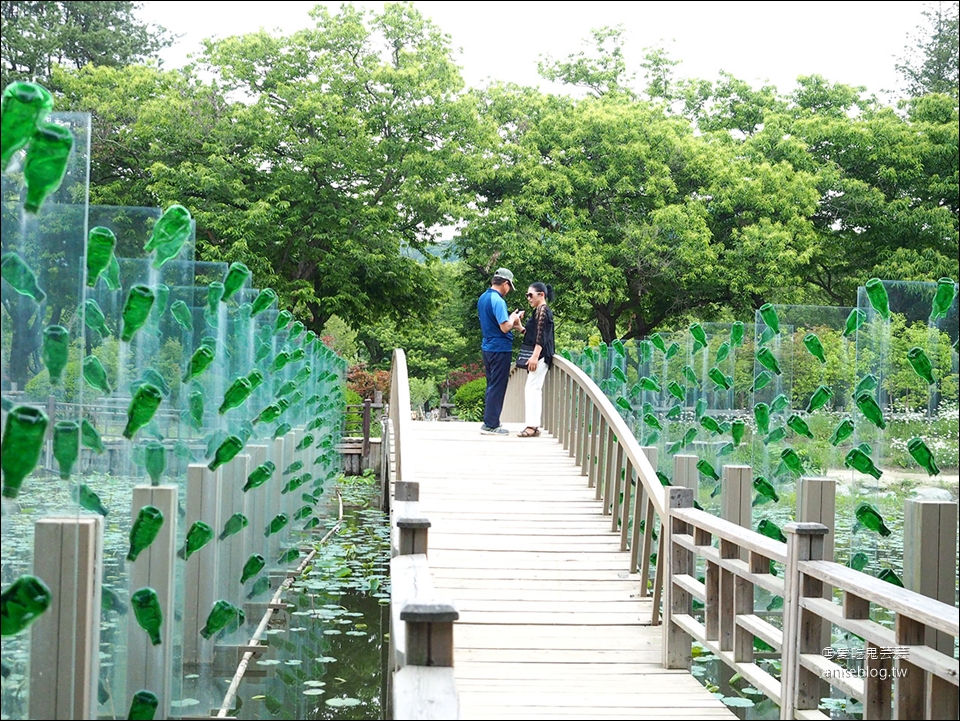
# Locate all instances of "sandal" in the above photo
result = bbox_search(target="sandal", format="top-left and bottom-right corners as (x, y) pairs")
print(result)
(518, 427), (541, 437)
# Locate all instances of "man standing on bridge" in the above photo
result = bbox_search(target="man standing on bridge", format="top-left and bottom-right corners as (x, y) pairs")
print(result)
(477, 268), (524, 435)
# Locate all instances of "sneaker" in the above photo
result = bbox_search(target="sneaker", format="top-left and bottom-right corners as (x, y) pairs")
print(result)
(480, 425), (509, 436)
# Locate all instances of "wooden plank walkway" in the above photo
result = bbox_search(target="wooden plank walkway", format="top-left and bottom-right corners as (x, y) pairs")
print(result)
(407, 421), (737, 720)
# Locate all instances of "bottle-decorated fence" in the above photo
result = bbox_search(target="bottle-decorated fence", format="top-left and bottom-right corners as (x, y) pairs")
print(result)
(2, 93), (346, 720)
(566, 280), (958, 715)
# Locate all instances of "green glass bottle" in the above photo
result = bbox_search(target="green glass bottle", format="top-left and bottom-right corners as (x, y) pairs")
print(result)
(275, 380), (297, 398)
(151, 283), (169, 320)
(208, 435), (244, 471)
(254, 340), (271, 364)
(611, 366), (628, 384)
(855, 392), (886, 430)
(206, 282), (224, 313)
(304, 517), (321, 531)
(243, 461), (277, 493)
(148, 205), (192, 269)
(23, 122), (74, 214)
(219, 377), (253, 415)
(803, 332), (826, 364)
(854, 374), (878, 398)
(240, 554), (266, 584)
(907, 437), (940, 476)
(931, 277), (956, 320)
(221, 262), (251, 302)
(218, 512), (249, 541)
(0, 574), (52, 636)
(758, 519), (787, 543)
(271, 351), (292, 373)
(716, 442), (734, 457)
(85, 226), (116, 287)
(83, 299), (111, 338)
(614, 394), (631, 412)
(127, 505), (164, 562)
(752, 476), (779, 505)
(273, 423), (292, 439)
(715, 341), (731, 364)
(843, 447), (882, 480)
(131, 587), (163, 645)
(612, 339), (625, 356)
(864, 278), (890, 320)
(642, 413), (663, 432)
(649, 333), (666, 353)
(76, 483), (109, 516)
(636, 339), (651, 364)
(843, 308), (866, 338)
(708, 367), (732, 391)
(696, 459), (720, 482)
(786, 414), (814, 439)
(120, 285), (155, 342)
(123, 384), (162, 439)
(264, 513), (289, 537)
(828, 418), (855, 446)
(82, 355), (111, 395)
(283, 460), (303, 476)
(756, 347), (782, 376)
(730, 418), (745, 446)
(247, 369), (264, 390)
(170, 300), (193, 332)
(700, 415), (723, 435)
(906, 347), (935, 385)
(41, 325), (69, 384)
(182, 345), (215, 383)
(278, 547), (300, 565)
(849, 551), (869, 572)
(295, 434), (315, 452)
(138, 368), (170, 398)
(52, 420), (80, 479)
(666, 403), (682, 419)
(878, 569), (903, 587)
(689, 322), (707, 346)
(806, 385), (833, 413)
(1, 405), (48, 499)
(275, 310), (293, 332)
(751, 370), (773, 392)
(178, 521), (214, 561)
(855, 503), (891, 537)
(187, 390), (204, 430)
(289, 320), (305, 339)
(694, 398), (707, 421)
(201, 599), (243, 639)
(103, 253), (121, 290)
(253, 402), (283, 425)
(81, 418), (105, 454)
(127, 690), (159, 721)
(1, 252), (47, 303)
(770, 393), (789, 414)
(667, 381), (685, 401)
(780, 448), (805, 477)
(730, 321), (745, 347)
(681, 366), (699, 388)
(251, 288), (277, 316)
(665, 342), (680, 359)
(753, 403), (770, 435)
(144, 442), (166, 486)
(758, 303), (780, 334)
(638, 376), (661, 393)
(246, 576), (271, 599)
(1, 81), (53, 170)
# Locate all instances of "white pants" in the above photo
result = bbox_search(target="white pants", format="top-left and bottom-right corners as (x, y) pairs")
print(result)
(524, 360), (549, 428)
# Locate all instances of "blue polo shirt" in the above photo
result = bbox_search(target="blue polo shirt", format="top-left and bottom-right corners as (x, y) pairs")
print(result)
(478, 287), (512, 352)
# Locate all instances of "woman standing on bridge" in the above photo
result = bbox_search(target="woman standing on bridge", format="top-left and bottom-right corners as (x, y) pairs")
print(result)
(517, 282), (555, 438)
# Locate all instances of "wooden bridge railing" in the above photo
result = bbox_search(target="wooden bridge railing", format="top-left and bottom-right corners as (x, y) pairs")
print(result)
(664, 487), (960, 720)
(386, 349), (460, 720)
(544, 357), (669, 619)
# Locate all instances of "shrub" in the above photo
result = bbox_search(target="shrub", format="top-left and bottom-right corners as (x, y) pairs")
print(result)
(444, 363), (484, 394)
(347, 362), (390, 403)
(454, 377), (486, 422)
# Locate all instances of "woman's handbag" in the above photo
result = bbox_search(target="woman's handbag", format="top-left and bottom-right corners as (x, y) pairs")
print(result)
(516, 347), (534, 369)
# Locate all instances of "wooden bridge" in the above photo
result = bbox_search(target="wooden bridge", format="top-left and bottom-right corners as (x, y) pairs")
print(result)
(384, 350), (960, 720)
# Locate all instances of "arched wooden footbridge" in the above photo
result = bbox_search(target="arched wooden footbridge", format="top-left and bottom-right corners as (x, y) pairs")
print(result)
(384, 350), (959, 721)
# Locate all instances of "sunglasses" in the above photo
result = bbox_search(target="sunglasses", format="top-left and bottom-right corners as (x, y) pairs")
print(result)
(526, 292), (541, 298)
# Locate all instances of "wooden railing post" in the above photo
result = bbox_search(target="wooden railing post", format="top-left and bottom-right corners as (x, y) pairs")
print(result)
(401, 603), (459, 667)
(362, 398), (372, 466)
(663, 487), (694, 668)
(782, 521), (828, 719)
(903, 499), (958, 720)
(398, 518), (430, 556)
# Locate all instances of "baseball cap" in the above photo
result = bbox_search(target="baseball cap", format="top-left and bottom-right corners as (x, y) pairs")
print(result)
(494, 267), (516, 289)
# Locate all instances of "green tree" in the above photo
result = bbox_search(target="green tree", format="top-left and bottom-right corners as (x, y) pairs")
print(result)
(895, 1), (959, 99)
(0, 1), (174, 89)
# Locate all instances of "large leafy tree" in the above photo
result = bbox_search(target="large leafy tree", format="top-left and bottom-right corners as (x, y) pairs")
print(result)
(895, 0), (959, 99)
(0, 1), (174, 90)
